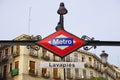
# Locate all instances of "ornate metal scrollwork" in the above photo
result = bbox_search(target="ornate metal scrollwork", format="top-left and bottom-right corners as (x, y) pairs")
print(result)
(81, 35), (96, 51)
(34, 35), (42, 40)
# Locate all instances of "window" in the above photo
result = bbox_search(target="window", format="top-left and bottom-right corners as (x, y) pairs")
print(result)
(66, 55), (70, 62)
(30, 48), (34, 54)
(90, 71), (94, 77)
(42, 48), (47, 57)
(89, 57), (92, 62)
(75, 68), (79, 77)
(10, 63), (12, 72)
(97, 62), (99, 68)
(29, 61), (35, 74)
(67, 68), (71, 77)
(16, 45), (20, 54)
(15, 61), (19, 69)
(11, 46), (14, 54)
(42, 68), (47, 76)
(74, 53), (78, 62)
(89, 57), (92, 65)
(94, 59), (96, 67)
(53, 68), (58, 78)
(3, 65), (7, 80)
(100, 63), (102, 71)
(82, 69), (86, 79)
(82, 55), (85, 62)
(5, 48), (8, 55)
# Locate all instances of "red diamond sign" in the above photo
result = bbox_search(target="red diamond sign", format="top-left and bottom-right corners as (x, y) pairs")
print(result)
(37, 30), (86, 58)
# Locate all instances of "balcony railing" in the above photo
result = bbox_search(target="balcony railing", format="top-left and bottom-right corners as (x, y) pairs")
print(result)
(67, 75), (73, 79)
(84, 62), (93, 68)
(75, 76), (81, 80)
(66, 58), (73, 62)
(12, 51), (20, 58)
(29, 70), (38, 77)
(11, 68), (19, 76)
(41, 55), (50, 61)
(42, 73), (50, 79)
(29, 52), (38, 58)
(53, 57), (61, 62)
(53, 76), (61, 80)
(2, 55), (8, 62)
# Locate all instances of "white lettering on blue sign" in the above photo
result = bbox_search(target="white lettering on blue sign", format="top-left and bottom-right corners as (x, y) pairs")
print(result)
(51, 38), (73, 46)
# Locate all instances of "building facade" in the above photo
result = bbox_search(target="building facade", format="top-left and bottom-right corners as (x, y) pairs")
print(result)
(0, 34), (120, 80)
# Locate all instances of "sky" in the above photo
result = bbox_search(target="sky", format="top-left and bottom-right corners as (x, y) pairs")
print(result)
(0, 0), (120, 67)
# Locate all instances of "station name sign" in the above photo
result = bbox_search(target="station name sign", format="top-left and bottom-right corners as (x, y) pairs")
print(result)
(40, 62), (85, 68)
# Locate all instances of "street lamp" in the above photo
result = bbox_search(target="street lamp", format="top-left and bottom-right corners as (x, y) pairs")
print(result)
(100, 50), (108, 80)
(100, 50), (108, 65)
(56, 2), (68, 31)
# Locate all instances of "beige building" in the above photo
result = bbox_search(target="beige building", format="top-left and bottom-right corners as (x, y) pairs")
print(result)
(0, 34), (120, 80)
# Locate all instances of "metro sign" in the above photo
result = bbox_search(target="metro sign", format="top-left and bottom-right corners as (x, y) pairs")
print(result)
(37, 30), (86, 58)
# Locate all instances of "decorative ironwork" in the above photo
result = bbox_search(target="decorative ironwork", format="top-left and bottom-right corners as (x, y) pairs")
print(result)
(81, 35), (96, 51)
(27, 45), (40, 51)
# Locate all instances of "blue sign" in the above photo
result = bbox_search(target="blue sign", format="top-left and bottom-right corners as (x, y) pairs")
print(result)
(51, 38), (73, 46)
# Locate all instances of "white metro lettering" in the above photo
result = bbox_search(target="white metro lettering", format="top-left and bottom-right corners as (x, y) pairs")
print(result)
(51, 38), (73, 46)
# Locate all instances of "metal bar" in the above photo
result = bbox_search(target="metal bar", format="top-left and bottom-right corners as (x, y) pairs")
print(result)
(86, 40), (120, 46)
(1, 40), (120, 46)
(0, 40), (37, 45)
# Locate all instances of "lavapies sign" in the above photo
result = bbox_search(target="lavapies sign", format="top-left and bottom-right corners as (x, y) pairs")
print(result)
(37, 30), (86, 58)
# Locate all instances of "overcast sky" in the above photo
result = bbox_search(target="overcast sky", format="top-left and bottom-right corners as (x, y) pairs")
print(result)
(0, 0), (120, 67)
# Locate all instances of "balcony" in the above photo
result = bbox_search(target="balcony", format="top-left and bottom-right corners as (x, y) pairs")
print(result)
(84, 62), (93, 68)
(42, 73), (50, 79)
(12, 52), (19, 58)
(67, 75), (73, 79)
(75, 76), (81, 80)
(2, 55), (8, 63)
(41, 55), (50, 61)
(29, 52), (38, 58)
(53, 57), (61, 62)
(11, 68), (19, 76)
(29, 70), (38, 77)
(53, 76), (61, 80)
(66, 58), (73, 62)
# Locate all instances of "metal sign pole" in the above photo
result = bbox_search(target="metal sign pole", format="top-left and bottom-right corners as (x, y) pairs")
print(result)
(56, 2), (68, 80)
